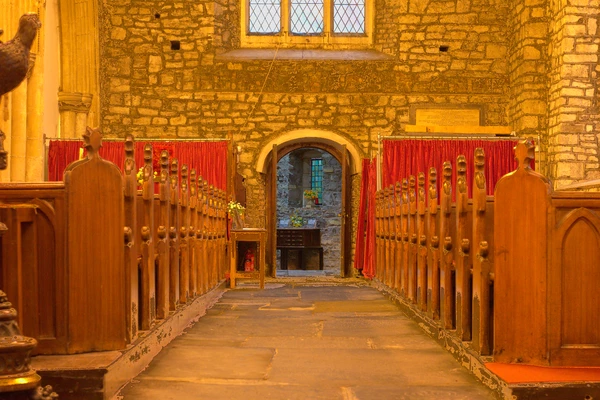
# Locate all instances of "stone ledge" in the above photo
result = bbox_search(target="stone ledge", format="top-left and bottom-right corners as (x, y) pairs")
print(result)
(216, 49), (394, 61)
(31, 284), (226, 400)
(372, 280), (600, 400)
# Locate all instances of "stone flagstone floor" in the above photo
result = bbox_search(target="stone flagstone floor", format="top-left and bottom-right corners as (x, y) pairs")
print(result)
(118, 282), (497, 400)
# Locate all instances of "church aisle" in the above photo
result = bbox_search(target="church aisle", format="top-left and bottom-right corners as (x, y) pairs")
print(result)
(118, 283), (497, 400)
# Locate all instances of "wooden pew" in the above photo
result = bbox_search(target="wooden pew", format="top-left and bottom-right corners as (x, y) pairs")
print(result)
(156, 150), (171, 319)
(179, 165), (190, 304)
(472, 148), (494, 355)
(375, 147), (496, 359)
(123, 135), (139, 341)
(416, 172), (427, 311)
(439, 161), (455, 330)
(427, 167), (440, 320)
(138, 144), (156, 330)
(455, 155), (472, 341)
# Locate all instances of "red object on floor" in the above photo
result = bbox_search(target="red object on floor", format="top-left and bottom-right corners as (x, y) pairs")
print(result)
(486, 363), (600, 383)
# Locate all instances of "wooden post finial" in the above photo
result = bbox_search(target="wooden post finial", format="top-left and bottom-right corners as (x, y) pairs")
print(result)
(515, 137), (535, 170)
(474, 148), (485, 191)
(124, 134), (135, 175)
(82, 127), (103, 158)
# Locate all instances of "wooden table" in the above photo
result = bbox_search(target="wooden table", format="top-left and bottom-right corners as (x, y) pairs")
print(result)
(229, 228), (266, 289)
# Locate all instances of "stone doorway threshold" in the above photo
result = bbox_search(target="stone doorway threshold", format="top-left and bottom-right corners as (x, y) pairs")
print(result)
(275, 269), (335, 277)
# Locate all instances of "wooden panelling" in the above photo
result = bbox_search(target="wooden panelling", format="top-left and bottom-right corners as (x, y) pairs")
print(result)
(0, 184), (67, 354)
(64, 129), (126, 353)
(550, 207), (600, 365)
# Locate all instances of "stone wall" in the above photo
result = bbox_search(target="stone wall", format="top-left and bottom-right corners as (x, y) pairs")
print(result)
(546, 0), (600, 188)
(507, 0), (549, 175)
(276, 149), (342, 273)
(98, 0), (514, 270)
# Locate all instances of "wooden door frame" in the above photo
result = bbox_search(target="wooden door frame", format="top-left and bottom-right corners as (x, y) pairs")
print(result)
(265, 141), (353, 277)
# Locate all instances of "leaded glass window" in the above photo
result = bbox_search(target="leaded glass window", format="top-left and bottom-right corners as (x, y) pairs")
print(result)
(290, 0), (324, 34)
(242, 0), (371, 47)
(333, 0), (365, 34)
(311, 158), (323, 200)
(249, 0), (281, 33)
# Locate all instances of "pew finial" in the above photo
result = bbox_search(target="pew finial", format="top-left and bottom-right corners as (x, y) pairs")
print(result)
(474, 148), (485, 190)
(428, 167), (437, 200)
(82, 127), (103, 159)
(124, 134), (135, 175)
(515, 137), (535, 171)
(457, 155), (467, 194)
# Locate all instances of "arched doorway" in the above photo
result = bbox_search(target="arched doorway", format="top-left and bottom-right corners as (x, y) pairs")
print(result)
(256, 130), (364, 278)
(275, 147), (341, 276)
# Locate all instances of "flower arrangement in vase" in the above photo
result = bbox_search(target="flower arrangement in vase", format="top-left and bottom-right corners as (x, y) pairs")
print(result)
(303, 189), (320, 206)
(227, 200), (245, 230)
(290, 213), (304, 227)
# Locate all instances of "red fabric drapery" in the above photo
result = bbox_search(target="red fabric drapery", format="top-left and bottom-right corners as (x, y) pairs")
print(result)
(382, 139), (522, 197)
(353, 158), (377, 279)
(48, 140), (228, 190)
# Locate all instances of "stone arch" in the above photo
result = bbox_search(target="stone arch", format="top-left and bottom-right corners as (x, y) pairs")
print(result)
(255, 129), (365, 175)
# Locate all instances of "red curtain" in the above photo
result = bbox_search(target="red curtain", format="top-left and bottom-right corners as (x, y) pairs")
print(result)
(48, 140), (228, 190)
(353, 158), (377, 279)
(382, 139), (522, 197)
(47, 141), (82, 181)
(353, 159), (370, 274)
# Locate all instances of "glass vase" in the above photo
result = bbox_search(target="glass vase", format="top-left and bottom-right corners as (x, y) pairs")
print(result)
(232, 213), (244, 230)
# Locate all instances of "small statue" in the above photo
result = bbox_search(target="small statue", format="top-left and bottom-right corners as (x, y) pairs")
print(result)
(0, 13), (42, 97)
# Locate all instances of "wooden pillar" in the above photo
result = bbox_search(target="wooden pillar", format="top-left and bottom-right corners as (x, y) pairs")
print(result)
(440, 162), (455, 330)
(400, 179), (409, 297)
(416, 172), (427, 311)
(169, 159), (180, 310)
(189, 169), (198, 298)
(427, 168), (440, 319)
(394, 181), (403, 291)
(123, 135), (138, 341)
(200, 179), (209, 294)
(455, 155), (472, 341)
(139, 144), (155, 330)
(408, 176), (417, 302)
(156, 151), (170, 318)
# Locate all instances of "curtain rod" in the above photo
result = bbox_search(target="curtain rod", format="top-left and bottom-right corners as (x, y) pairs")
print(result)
(44, 135), (229, 143)
(379, 134), (517, 141)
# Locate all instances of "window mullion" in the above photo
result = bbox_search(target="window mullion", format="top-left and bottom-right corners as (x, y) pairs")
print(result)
(323, 0), (332, 38)
(282, 0), (289, 40)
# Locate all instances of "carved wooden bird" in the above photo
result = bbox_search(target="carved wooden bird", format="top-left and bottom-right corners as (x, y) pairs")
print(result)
(0, 13), (42, 97)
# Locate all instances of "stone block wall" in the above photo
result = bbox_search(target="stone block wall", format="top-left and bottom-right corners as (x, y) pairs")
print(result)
(507, 0), (549, 174)
(98, 0), (514, 272)
(546, 0), (600, 188)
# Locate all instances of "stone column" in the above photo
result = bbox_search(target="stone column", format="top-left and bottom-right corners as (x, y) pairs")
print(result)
(10, 85), (27, 182)
(58, 92), (93, 139)
(546, 0), (600, 188)
(58, 0), (100, 128)
(507, 0), (548, 174)
(27, 50), (45, 181)
(0, 96), (13, 182)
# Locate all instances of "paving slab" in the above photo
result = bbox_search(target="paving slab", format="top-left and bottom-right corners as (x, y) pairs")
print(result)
(118, 284), (498, 399)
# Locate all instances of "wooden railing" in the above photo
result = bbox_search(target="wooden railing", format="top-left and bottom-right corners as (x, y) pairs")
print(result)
(0, 129), (228, 354)
(375, 139), (600, 367)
